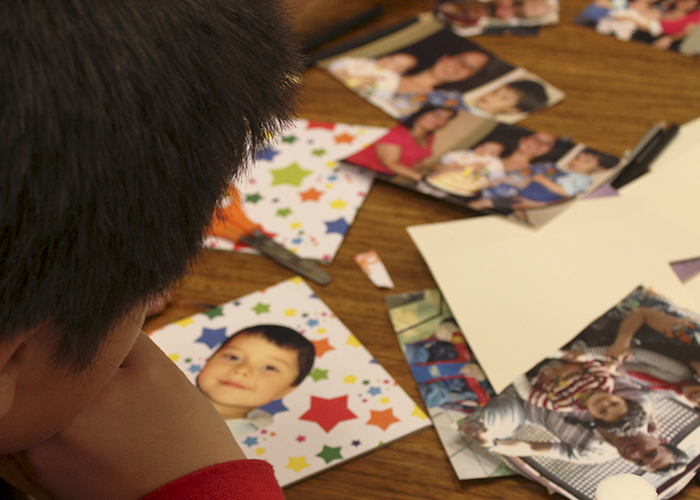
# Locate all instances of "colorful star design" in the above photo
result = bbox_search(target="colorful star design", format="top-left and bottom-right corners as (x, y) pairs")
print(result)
(351, 440), (361, 447)
(245, 192), (263, 204)
(367, 386), (382, 396)
(276, 207), (292, 217)
(366, 408), (400, 431)
(285, 456), (310, 473)
(255, 146), (279, 161)
(270, 162), (311, 187)
(311, 338), (334, 357)
(324, 218), (349, 235)
(296, 435), (306, 443)
(307, 121), (335, 130)
(345, 334), (361, 348)
(412, 405), (428, 419)
(300, 395), (357, 432)
(284, 308), (297, 317)
(195, 327), (228, 349)
(334, 132), (355, 144)
(175, 317), (194, 327)
(309, 368), (329, 382)
(252, 302), (271, 315)
(242, 436), (258, 447)
(307, 319), (319, 327)
(258, 399), (289, 416)
(380, 396), (390, 404)
(188, 364), (202, 374)
(312, 148), (327, 156)
(281, 135), (297, 144)
(330, 199), (347, 209)
(255, 448), (266, 456)
(299, 187), (323, 202)
(168, 353), (181, 362)
(344, 374), (358, 384)
(202, 306), (224, 319)
(316, 445), (343, 464)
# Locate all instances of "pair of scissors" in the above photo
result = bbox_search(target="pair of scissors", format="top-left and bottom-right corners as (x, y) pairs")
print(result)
(208, 187), (331, 286)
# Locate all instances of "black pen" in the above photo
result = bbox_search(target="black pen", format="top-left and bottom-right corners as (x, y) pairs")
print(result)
(610, 122), (679, 189)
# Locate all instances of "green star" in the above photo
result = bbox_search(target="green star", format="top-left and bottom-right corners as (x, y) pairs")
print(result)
(276, 207), (292, 217)
(252, 302), (270, 315)
(309, 368), (329, 381)
(202, 307), (224, 319)
(311, 148), (326, 156)
(282, 135), (297, 144)
(245, 192), (263, 203)
(316, 445), (343, 464)
(270, 162), (312, 187)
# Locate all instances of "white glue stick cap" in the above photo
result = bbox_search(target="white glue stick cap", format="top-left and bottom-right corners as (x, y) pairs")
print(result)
(596, 473), (658, 500)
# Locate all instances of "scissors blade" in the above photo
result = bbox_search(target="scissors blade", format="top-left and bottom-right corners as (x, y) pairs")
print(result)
(240, 229), (331, 286)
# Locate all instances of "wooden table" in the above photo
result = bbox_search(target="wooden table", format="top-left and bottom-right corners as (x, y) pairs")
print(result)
(145, 1), (700, 498)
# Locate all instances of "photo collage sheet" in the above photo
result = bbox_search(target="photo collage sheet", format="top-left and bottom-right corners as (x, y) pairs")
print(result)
(386, 288), (513, 480)
(458, 286), (700, 500)
(575, 0), (700, 56)
(148, 278), (430, 487)
(435, 0), (559, 37)
(318, 15), (621, 227)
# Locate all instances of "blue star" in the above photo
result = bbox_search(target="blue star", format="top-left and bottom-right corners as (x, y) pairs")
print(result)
(243, 436), (258, 447)
(292, 237), (303, 245)
(255, 146), (279, 162)
(307, 319), (319, 327)
(324, 218), (349, 235)
(196, 327), (228, 349)
(368, 386), (382, 396)
(327, 175), (337, 181)
(351, 440), (361, 447)
(259, 399), (289, 416)
(188, 364), (202, 374)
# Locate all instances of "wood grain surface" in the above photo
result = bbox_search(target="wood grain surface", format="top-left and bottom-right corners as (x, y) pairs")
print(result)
(144, 1), (700, 498)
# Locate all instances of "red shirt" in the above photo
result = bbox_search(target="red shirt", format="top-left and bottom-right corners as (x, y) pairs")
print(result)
(345, 125), (434, 176)
(141, 460), (285, 500)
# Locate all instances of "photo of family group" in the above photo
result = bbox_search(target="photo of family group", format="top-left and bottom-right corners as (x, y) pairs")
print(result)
(319, 16), (563, 122)
(459, 286), (700, 500)
(386, 288), (511, 480)
(341, 106), (618, 224)
(435, 0), (559, 37)
(575, 0), (700, 55)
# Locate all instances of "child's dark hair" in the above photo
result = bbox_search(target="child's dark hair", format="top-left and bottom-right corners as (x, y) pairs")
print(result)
(0, 0), (301, 370)
(579, 148), (620, 169)
(593, 399), (649, 436)
(504, 80), (548, 113)
(402, 105), (458, 131)
(226, 325), (315, 386)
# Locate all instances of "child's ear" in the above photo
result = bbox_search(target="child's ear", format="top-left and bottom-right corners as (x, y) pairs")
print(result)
(0, 332), (33, 417)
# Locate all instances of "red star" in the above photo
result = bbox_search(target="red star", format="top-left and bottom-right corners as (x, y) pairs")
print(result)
(334, 132), (355, 144)
(296, 435), (306, 443)
(311, 338), (334, 358)
(299, 188), (323, 201)
(307, 121), (335, 130)
(366, 408), (400, 431)
(300, 395), (357, 432)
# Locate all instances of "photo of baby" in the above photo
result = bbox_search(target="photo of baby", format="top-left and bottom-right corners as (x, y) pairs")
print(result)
(435, 0), (559, 37)
(575, 0), (700, 55)
(459, 286), (700, 500)
(319, 16), (563, 121)
(197, 324), (315, 438)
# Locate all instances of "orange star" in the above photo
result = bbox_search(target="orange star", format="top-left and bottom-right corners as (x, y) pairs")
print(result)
(299, 188), (323, 201)
(334, 132), (355, 144)
(366, 408), (400, 431)
(311, 338), (334, 358)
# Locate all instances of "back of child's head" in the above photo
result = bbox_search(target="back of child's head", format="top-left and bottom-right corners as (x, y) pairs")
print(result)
(228, 325), (315, 386)
(1, 0), (300, 369)
(593, 399), (650, 436)
(505, 80), (548, 113)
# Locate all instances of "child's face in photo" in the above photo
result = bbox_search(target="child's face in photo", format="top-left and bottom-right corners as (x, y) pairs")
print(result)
(586, 392), (628, 422)
(518, 131), (555, 158)
(198, 333), (300, 417)
(377, 53), (418, 74)
(476, 86), (522, 114)
(433, 51), (489, 83)
(473, 141), (505, 157)
(414, 108), (455, 132)
(568, 151), (602, 173)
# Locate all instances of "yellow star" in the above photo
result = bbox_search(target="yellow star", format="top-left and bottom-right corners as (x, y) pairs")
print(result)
(325, 161), (338, 168)
(411, 405), (428, 419)
(330, 199), (347, 209)
(291, 276), (303, 284)
(346, 334), (361, 348)
(285, 456), (310, 473)
(317, 328), (326, 334)
(255, 448), (266, 456)
(168, 353), (181, 362)
(290, 222), (302, 229)
(344, 374), (358, 384)
(380, 396), (390, 404)
(175, 317), (194, 327)
(284, 308), (297, 317)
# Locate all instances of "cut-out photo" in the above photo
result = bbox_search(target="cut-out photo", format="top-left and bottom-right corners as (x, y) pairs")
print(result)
(436, 0), (559, 37)
(459, 286), (700, 500)
(318, 15), (563, 122)
(575, 0), (700, 55)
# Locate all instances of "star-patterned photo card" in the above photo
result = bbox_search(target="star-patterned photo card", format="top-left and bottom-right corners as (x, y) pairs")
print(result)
(204, 119), (388, 263)
(386, 288), (514, 480)
(148, 277), (431, 488)
(341, 112), (620, 227)
(316, 14), (564, 123)
(459, 286), (700, 500)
